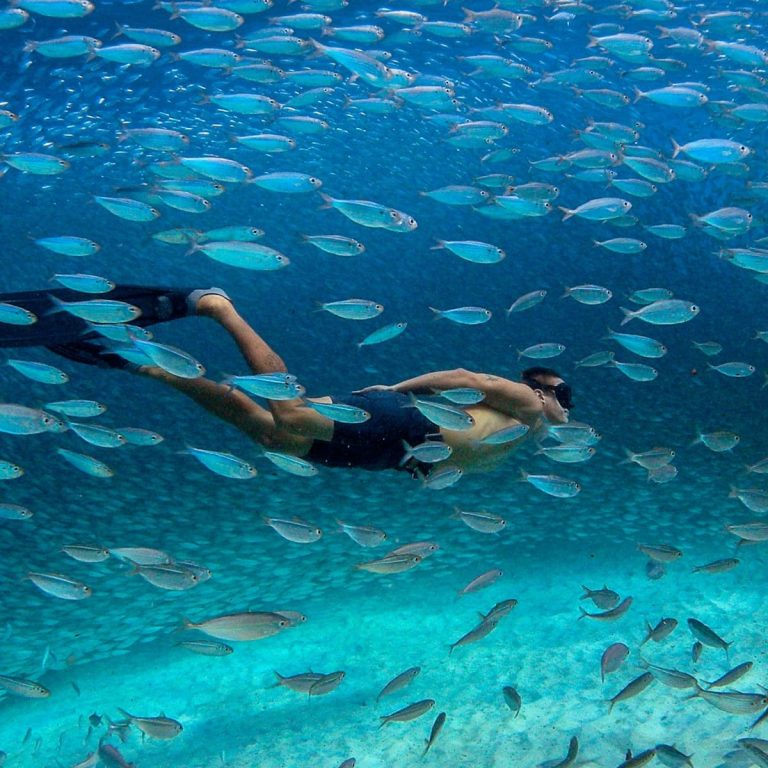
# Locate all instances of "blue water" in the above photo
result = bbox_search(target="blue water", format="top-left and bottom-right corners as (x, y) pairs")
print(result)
(1, 0), (767, 766)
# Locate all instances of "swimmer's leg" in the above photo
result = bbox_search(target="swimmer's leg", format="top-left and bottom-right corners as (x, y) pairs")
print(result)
(138, 366), (312, 454)
(194, 293), (333, 441)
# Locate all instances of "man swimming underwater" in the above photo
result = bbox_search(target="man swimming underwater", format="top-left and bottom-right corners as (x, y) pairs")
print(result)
(0, 285), (573, 479)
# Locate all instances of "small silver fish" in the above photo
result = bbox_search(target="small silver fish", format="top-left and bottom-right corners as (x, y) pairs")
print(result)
(336, 519), (387, 547)
(308, 671), (345, 696)
(458, 568), (503, 595)
(117, 709), (183, 739)
(379, 699), (435, 727)
(451, 507), (506, 533)
(27, 571), (92, 600)
(688, 618), (731, 658)
(641, 618), (678, 646)
(177, 640), (233, 657)
(376, 666), (421, 702)
(423, 711), (446, 756)
(705, 661), (753, 689)
(641, 660), (698, 689)
(61, 545), (110, 563)
(133, 564), (200, 591)
(480, 599), (518, 624)
(608, 672), (655, 712)
(502, 686), (521, 716)
(692, 558), (740, 574)
(0, 674), (50, 698)
(56, 448), (114, 478)
(182, 612), (290, 641)
(449, 618), (499, 654)
(356, 553), (422, 574)
(693, 687), (768, 714)
(580, 585), (620, 609)
(637, 543), (682, 562)
(579, 596), (632, 621)
(601, 643), (630, 681)
(551, 736), (579, 768)
(263, 516), (322, 543)
(110, 547), (171, 565)
(654, 744), (693, 768)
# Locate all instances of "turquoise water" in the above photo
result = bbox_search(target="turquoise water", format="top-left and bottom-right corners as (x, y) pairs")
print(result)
(1, 0), (768, 766)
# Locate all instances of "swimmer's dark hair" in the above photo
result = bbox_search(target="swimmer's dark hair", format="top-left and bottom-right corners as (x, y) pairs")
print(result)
(521, 366), (563, 383)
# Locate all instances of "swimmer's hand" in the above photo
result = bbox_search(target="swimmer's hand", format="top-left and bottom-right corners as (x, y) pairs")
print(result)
(352, 384), (394, 393)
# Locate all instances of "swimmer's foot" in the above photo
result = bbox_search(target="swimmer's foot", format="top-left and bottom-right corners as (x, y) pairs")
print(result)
(186, 288), (233, 319)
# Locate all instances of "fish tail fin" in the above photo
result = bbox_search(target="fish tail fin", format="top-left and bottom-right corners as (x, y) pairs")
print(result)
(579, 585), (593, 600)
(430, 239), (446, 251)
(558, 206), (573, 221)
(619, 306), (635, 326)
(179, 617), (194, 632)
(398, 440), (414, 466)
(318, 192), (334, 209)
(43, 294), (65, 317)
(670, 137), (682, 158)
(116, 707), (132, 720)
(632, 86), (644, 103)
(577, 607), (588, 621)
(619, 448), (635, 465)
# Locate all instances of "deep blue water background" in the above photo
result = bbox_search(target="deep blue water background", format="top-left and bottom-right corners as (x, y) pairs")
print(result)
(0, 0), (768, 766)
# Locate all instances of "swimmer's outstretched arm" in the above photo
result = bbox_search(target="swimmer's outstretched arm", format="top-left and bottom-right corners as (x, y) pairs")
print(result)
(359, 369), (542, 419)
